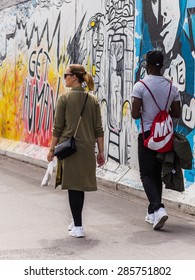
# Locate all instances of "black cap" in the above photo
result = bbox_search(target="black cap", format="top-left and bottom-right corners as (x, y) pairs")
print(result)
(146, 50), (164, 67)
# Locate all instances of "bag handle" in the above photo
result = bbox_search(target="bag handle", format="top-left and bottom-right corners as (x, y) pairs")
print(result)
(73, 93), (88, 138)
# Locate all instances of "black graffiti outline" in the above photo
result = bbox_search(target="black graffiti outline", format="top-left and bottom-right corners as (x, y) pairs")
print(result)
(187, 7), (195, 51)
(23, 72), (60, 133)
(17, 11), (62, 69)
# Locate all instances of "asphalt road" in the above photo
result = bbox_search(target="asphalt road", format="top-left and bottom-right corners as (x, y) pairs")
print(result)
(0, 155), (195, 260)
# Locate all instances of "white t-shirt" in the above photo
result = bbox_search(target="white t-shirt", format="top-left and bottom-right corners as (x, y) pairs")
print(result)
(131, 75), (180, 132)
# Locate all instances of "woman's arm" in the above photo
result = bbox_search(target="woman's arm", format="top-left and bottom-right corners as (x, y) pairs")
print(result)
(47, 136), (59, 162)
(47, 95), (66, 162)
(96, 136), (105, 167)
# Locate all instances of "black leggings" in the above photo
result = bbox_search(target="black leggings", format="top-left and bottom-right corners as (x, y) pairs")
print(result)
(68, 190), (85, 227)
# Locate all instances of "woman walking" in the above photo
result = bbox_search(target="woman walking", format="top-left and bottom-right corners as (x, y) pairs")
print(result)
(47, 64), (105, 237)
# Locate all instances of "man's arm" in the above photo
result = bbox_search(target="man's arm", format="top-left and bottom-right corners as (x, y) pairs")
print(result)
(131, 97), (142, 119)
(169, 101), (181, 118)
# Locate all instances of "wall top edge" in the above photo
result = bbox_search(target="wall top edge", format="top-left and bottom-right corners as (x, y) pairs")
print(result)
(0, 0), (28, 11)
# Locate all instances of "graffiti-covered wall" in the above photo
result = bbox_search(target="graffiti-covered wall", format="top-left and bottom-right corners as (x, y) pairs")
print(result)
(0, 0), (194, 188)
(135, 0), (195, 187)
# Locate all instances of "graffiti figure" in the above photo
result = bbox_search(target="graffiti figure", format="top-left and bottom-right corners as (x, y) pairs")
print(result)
(105, 0), (135, 164)
(135, 0), (195, 185)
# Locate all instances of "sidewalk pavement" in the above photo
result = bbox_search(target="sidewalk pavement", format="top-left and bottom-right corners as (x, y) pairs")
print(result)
(1, 154), (195, 260)
(0, 137), (195, 217)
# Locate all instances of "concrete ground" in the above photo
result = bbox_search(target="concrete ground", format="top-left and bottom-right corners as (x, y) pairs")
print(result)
(1, 154), (195, 260)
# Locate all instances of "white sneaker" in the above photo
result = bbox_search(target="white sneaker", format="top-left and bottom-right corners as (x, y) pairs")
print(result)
(68, 221), (74, 231)
(153, 207), (168, 230)
(69, 226), (85, 238)
(145, 213), (155, 224)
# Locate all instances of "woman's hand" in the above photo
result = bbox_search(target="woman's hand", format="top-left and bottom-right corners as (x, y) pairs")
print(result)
(47, 151), (54, 162)
(96, 137), (105, 167)
(47, 136), (59, 162)
(97, 152), (105, 167)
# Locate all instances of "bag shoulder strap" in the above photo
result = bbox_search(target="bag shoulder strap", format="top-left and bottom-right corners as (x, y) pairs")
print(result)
(139, 80), (172, 111)
(139, 80), (172, 140)
(74, 93), (88, 138)
(80, 92), (89, 116)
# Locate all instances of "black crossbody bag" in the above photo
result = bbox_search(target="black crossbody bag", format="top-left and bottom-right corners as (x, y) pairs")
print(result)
(54, 93), (88, 160)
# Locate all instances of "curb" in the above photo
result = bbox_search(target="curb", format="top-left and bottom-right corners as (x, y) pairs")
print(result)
(97, 178), (195, 217)
(1, 138), (195, 217)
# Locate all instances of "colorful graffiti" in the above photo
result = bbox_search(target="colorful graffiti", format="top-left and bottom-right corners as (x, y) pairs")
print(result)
(81, 0), (135, 165)
(135, 0), (195, 185)
(0, 0), (194, 186)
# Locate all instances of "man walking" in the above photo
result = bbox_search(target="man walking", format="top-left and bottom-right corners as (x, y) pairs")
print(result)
(131, 50), (181, 230)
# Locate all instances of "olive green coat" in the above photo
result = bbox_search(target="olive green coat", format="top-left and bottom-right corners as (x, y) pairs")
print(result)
(53, 87), (104, 191)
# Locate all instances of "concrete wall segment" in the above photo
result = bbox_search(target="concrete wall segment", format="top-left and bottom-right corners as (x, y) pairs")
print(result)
(0, 0), (28, 10)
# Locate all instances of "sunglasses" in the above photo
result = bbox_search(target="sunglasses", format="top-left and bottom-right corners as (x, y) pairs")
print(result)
(64, 73), (74, 79)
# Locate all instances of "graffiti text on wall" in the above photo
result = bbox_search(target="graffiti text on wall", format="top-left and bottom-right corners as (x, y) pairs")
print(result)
(23, 48), (60, 145)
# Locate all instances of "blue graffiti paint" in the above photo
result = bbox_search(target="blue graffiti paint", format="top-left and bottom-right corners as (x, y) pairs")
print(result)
(184, 129), (195, 186)
(134, 0), (195, 188)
